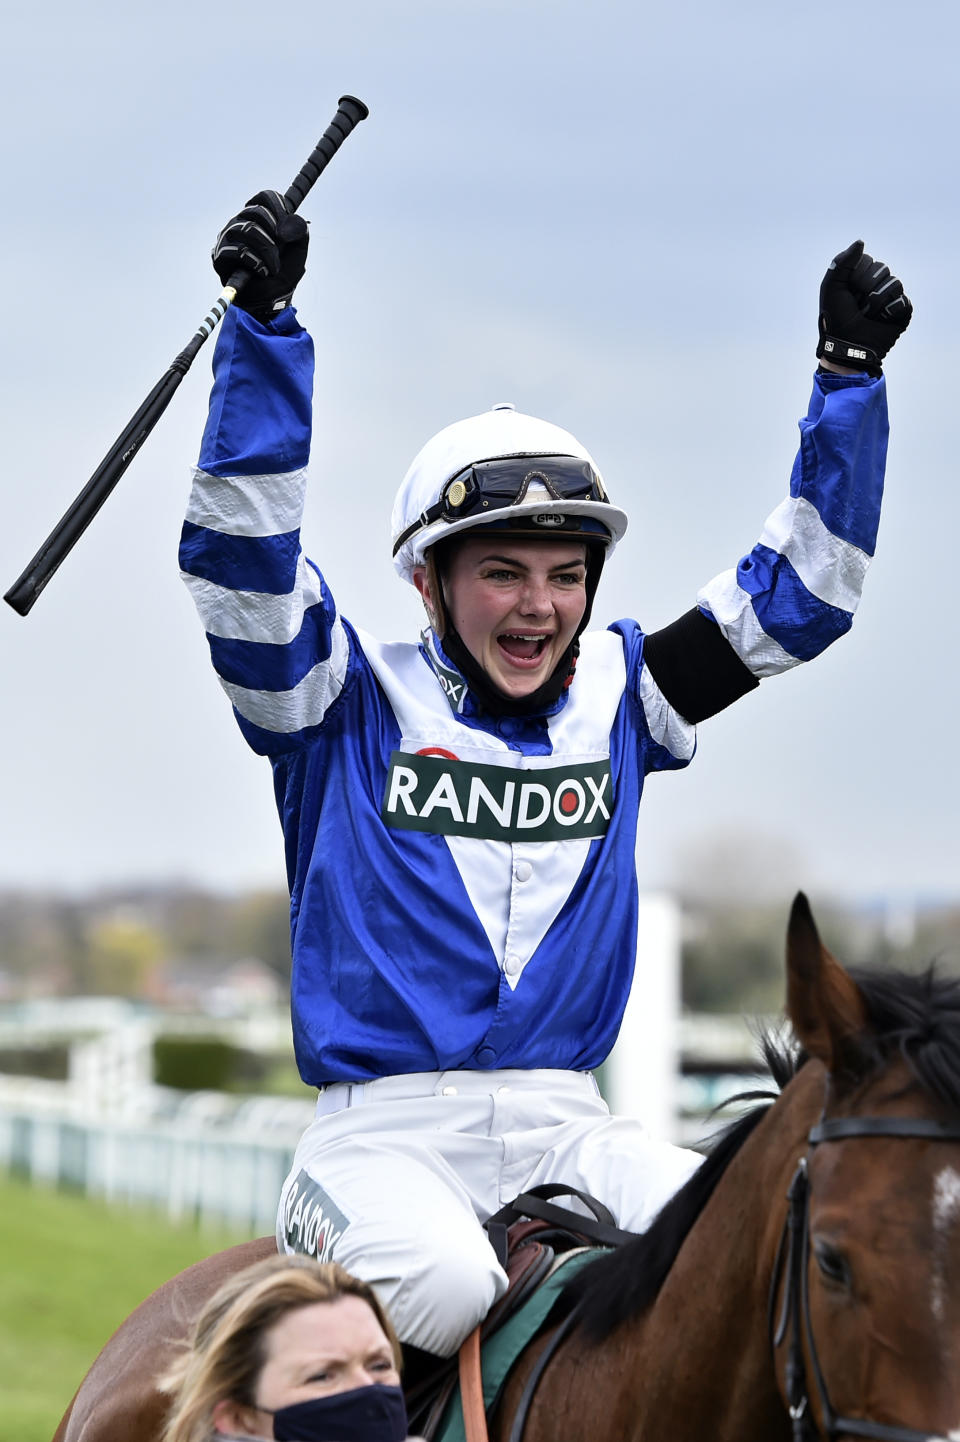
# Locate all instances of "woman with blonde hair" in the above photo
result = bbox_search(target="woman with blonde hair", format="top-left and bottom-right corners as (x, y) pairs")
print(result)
(160, 1254), (418, 1442)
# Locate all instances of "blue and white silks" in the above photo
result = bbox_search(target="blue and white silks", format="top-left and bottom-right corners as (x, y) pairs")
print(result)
(181, 307), (888, 1087)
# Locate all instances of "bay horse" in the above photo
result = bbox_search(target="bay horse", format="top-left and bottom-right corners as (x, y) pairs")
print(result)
(53, 893), (960, 1442)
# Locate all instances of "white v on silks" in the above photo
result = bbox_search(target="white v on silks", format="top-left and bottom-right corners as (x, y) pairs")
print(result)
(276, 1069), (702, 1357)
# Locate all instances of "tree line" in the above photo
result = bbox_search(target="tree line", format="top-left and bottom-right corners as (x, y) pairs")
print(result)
(0, 880), (957, 1015)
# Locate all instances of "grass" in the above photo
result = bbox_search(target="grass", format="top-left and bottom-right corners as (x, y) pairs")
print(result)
(0, 1174), (248, 1442)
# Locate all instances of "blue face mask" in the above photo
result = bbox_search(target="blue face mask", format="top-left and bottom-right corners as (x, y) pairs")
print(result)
(267, 1383), (408, 1442)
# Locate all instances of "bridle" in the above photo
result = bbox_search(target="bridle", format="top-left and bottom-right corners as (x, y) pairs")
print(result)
(770, 1115), (960, 1442)
(772, 1116), (960, 1442)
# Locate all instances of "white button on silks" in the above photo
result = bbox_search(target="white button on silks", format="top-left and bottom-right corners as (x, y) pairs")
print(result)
(497, 1084), (511, 1095)
(441, 1085), (458, 1096)
(514, 860), (533, 883)
(504, 955), (522, 978)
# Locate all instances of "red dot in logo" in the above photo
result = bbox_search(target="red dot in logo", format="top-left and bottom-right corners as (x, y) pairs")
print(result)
(416, 747), (459, 761)
(559, 789), (578, 815)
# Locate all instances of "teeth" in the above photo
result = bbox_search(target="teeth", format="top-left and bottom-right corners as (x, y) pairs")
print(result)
(498, 632), (548, 658)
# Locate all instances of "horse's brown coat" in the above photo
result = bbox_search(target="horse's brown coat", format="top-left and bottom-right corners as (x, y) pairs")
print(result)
(51, 896), (960, 1442)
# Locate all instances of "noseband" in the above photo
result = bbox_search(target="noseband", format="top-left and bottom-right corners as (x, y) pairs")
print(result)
(770, 1116), (960, 1442)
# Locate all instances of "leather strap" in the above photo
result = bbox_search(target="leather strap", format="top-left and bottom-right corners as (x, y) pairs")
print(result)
(485, 1184), (635, 1249)
(458, 1324), (488, 1442)
(506, 1305), (582, 1442)
(809, 1117), (960, 1144)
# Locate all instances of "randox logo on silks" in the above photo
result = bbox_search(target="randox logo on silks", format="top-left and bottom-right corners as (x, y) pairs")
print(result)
(282, 1170), (351, 1262)
(382, 750), (614, 842)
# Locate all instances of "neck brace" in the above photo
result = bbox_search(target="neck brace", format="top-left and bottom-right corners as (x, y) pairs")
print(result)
(439, 624), (578, 716)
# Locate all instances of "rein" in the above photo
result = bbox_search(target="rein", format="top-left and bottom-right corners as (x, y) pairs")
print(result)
(770, 1115), (960, 1442)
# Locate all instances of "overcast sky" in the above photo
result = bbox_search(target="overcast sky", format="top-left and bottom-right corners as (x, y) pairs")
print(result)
(1, 0), (957, 909)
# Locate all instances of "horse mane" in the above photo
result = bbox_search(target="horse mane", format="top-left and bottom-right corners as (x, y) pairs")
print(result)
(847, 962), (960, 1111)
(562, 962), (960, 1344)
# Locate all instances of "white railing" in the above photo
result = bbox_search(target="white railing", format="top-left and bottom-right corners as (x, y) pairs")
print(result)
(0, 920), (773, 1228)
(0, 1072), (315, 1234)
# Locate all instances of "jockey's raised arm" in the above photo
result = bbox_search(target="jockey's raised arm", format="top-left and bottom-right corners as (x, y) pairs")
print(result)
(645, 362), (888, 723)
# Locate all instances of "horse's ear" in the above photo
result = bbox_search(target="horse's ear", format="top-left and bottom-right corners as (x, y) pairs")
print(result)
(786, 892), (868, 1079)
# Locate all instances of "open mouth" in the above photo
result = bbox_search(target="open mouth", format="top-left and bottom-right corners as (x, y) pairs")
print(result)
(497, 632), (550, 664)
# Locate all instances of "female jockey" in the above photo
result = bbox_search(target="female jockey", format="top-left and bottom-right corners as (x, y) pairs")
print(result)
(180, 192), (910, 1358)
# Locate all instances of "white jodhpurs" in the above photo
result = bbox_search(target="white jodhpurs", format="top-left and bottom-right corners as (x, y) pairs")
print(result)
(276, 1068), (701, 1357)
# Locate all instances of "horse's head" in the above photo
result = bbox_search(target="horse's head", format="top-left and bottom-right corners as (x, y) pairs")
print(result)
(780, 891), (960, 1441)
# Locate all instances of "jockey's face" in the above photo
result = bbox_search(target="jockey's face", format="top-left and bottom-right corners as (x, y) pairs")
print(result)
(414, 534), (589, 700)
(212, 1295), (399, 1437)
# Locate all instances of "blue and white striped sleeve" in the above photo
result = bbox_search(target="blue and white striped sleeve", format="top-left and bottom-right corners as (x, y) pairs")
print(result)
(179, 306), (351, 755)
(697, 370), (889, 677)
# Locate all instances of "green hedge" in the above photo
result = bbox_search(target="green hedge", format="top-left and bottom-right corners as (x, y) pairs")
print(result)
(153, 1035), (240, 1090)
(151, 1036), (291, 1092)
(0, 1044), (69, 1080)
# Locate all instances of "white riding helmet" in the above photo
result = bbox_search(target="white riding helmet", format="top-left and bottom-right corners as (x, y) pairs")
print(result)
(391, 404), (629, 583)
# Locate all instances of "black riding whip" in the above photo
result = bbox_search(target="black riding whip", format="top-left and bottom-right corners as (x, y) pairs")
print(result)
(4, 94), (369, 617)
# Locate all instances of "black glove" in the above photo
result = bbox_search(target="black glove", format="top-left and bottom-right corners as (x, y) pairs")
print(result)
(816, 240), (912, 377)
(212, 190), (309, 323)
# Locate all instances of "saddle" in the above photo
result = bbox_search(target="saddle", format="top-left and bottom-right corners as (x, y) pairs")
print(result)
(405, 1185), (635, 1442)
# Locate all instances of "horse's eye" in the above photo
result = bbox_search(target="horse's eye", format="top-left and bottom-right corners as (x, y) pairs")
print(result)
(813, 1239), (851, 1289)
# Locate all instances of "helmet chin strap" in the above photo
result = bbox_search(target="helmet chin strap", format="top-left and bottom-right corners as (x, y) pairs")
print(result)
(429, 546), (604, 718)
(440, 624), (580, 717)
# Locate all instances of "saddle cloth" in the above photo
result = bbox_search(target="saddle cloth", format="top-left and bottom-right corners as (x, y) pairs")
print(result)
(433, 1248), (596, 1442)
(405, 1185), (632, 1440)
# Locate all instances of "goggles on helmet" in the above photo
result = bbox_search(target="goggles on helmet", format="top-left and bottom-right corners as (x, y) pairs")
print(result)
(391, 454), (612, 559)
